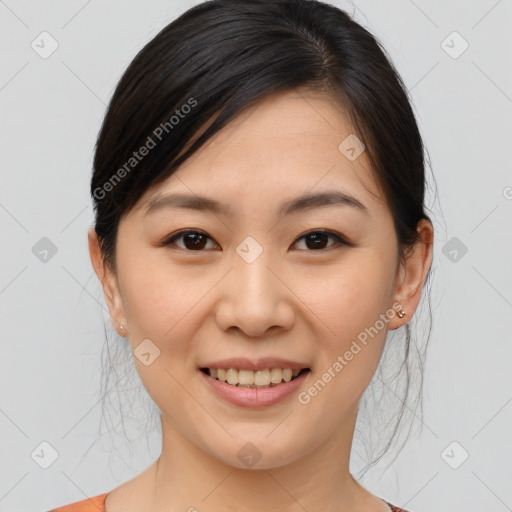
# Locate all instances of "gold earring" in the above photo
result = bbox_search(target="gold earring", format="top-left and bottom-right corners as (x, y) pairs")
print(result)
(397, 310), (406, 319)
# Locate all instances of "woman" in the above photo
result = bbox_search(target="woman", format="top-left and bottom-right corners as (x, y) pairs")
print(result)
(50, 0), (434, 510)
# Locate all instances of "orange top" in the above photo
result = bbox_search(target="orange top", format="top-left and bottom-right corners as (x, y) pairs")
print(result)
(47, 492), (409, 512)
(48, 493), (108, 512)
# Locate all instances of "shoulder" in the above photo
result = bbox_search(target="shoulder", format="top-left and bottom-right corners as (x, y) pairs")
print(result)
(385, 502), (411, 512)
(46, 493), (108, 512)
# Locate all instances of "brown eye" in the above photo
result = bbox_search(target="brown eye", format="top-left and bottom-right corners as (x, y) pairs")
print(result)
(292, 230), (354, 251)
(162, 229), (354, 252)
(162, 230), (218, 251)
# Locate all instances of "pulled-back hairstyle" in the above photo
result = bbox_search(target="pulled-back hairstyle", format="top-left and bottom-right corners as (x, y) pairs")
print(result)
(90, 0), (436, 476)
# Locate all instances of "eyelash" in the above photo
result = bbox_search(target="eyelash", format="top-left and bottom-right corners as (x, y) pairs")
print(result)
(160, 229), (355, 252)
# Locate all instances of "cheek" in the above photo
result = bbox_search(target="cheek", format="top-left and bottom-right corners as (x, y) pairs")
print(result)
(302, 249), (397, 344)
(300, 248), (398, 411)
(116, 259), (207, 412)
(117, 250), (210, 341)
(296, 263), (395, 426)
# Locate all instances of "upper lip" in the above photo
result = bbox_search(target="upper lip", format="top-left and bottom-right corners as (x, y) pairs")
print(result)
(199, 357), (310, 371)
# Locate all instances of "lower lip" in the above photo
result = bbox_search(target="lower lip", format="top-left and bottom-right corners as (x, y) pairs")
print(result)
(199, 369), (310, 408)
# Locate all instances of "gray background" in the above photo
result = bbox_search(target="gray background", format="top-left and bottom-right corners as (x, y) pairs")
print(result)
(1, 1), (511, 511)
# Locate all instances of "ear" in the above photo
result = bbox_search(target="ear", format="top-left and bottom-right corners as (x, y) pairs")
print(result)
(388, 219), (434, 330)
(88, 226), (128, 336)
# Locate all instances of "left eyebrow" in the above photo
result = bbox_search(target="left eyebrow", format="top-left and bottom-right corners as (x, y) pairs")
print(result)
(278, 190), (368, 217)
(142, 189), (368, 218)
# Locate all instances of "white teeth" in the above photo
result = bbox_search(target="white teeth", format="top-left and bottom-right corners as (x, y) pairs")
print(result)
(205, 367), (305, 388)
(238, 369), (254, 385)
(270, 368), (282, 384)
(256, 369), (272, 385)
(226, 368), (239, 385)
(283, 369), (293, 382)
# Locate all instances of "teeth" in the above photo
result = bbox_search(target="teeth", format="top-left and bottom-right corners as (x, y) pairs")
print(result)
(205, 367), (304, 388)
(254, 369), (270, 386)
(239, 370), (254, 385)
(270, 368), (282, 384)
(226, 368), (239, 385)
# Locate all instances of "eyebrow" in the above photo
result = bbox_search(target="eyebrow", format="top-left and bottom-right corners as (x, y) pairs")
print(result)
(143, 190), (368, 218)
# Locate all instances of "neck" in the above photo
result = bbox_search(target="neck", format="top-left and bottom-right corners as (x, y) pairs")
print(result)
(141, 407), (371, 512)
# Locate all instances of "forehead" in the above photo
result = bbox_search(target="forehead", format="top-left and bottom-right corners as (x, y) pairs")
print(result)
(135, 89), (384, 215)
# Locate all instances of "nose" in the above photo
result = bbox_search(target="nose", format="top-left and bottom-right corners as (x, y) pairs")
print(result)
(214, 248), (295, 338)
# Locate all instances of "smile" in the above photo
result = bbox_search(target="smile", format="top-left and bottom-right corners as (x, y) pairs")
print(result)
(199, 367), (311, 408)
(200, 367), (308, 388)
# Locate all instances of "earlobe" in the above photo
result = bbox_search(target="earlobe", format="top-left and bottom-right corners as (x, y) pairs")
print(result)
(388, 219), (434, 330)
(87, 226), (127, 336)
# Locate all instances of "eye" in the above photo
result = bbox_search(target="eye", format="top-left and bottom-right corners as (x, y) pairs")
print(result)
(161, 229), (219, 251)
(292, 230), (355, 251)
(161, 229), (354, 252)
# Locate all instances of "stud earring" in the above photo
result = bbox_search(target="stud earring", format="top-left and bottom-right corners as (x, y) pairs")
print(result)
(397, 310), (406, 319)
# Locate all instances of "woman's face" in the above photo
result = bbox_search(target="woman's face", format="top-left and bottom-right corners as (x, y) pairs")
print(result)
(99, 89), (413, 469)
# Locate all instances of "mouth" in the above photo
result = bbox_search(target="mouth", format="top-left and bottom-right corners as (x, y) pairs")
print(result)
(200, 367), (310, 389)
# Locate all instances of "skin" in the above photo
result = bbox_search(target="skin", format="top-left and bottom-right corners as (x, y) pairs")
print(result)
(89, 89), (433, 512)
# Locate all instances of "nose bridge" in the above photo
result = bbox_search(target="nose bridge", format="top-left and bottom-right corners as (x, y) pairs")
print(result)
(233, 240), (277, 312)
(237, 246), (273, 297)
(215, 237), (294, 336)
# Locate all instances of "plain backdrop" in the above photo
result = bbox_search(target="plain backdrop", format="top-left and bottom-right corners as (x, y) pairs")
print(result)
(1, 1), (511, 511)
